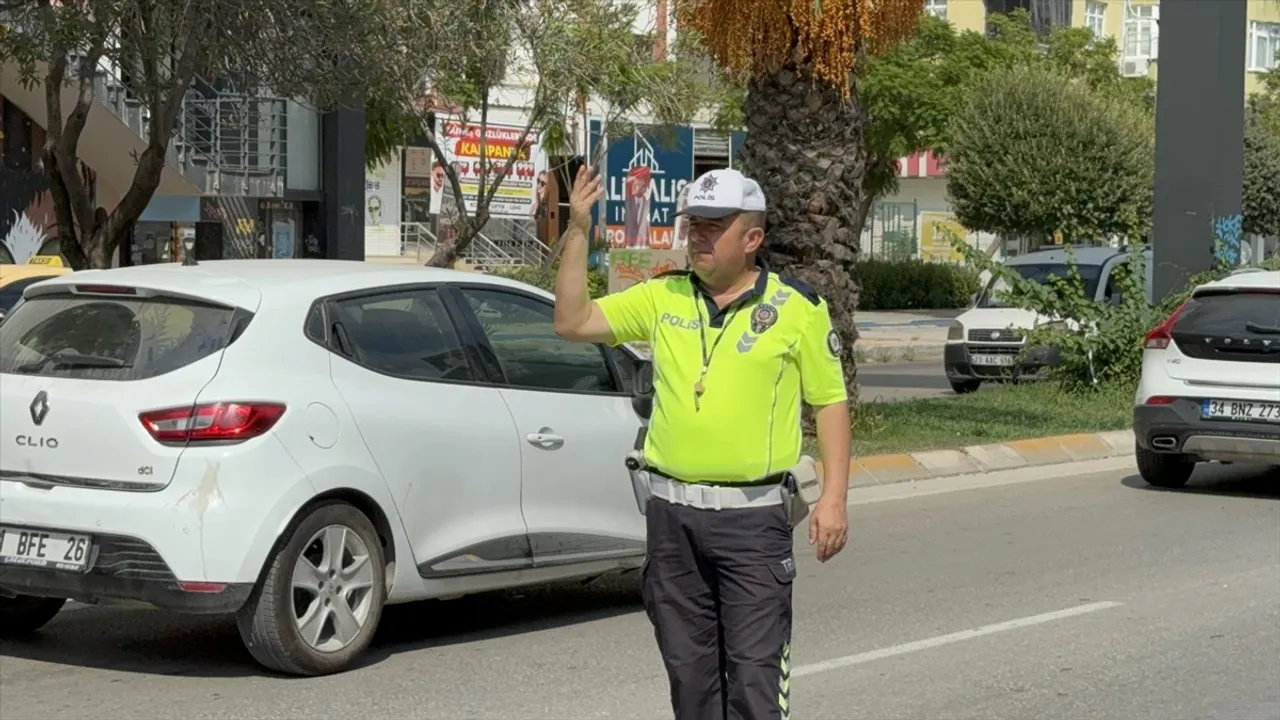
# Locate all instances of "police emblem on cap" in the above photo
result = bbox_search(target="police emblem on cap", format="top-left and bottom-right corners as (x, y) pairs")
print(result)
(750, 304), (778, 334)
(700, 174), (719, 192)
(827, 329), (841, 356)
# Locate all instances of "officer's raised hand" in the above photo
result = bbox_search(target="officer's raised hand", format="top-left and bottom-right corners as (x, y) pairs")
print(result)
(568, 165), (604, 234)
(552, 165), (612, 344)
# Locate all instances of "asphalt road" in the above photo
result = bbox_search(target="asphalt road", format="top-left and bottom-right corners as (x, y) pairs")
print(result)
(2, 457), (1278, 720)
(858, 360), (966, 403)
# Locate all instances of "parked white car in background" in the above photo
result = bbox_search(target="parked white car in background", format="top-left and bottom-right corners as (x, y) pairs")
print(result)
(1133, 268), (1280, 488)
(944, 244), (1154, 394)
(0, 260), (651, 675)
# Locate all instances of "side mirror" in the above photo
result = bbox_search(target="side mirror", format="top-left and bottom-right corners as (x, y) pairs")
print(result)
(631, 361), (654, 420)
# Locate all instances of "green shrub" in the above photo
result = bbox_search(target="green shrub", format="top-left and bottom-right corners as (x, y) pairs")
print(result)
(855, 259), (981, 310)
(490, 265), (609, 299)
(946, 64), (1155, 243)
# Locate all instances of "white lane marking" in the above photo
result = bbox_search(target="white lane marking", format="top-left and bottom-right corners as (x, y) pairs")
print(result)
(792, 601), (1123, 679)
(846, 456), (1137, 507)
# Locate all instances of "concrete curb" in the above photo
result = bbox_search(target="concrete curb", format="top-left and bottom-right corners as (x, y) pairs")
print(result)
(855, 342), (945, 364)
(819, 429), (1135, 488)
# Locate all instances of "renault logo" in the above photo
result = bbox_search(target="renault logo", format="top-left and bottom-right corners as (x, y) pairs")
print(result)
(29, 391), (49, 426)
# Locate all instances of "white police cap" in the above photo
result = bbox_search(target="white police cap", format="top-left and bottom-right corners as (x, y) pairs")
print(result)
(675, 168), (767, 219)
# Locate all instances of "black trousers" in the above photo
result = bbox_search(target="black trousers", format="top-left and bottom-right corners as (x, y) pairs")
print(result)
(641, 495), (797, 720)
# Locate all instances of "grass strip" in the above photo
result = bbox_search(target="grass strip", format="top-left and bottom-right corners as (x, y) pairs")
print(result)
(841, 381), (1134, 457)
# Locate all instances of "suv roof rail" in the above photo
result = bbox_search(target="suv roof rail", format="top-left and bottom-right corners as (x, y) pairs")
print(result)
(1227, 267), (1266, 275)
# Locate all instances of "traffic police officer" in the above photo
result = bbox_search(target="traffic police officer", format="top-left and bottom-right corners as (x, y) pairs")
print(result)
(554, 165), (852, 720)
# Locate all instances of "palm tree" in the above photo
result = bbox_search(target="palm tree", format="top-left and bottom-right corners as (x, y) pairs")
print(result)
(681, 0), (925, 400)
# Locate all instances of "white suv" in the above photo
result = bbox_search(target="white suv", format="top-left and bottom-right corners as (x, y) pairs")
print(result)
(0, 260), (650, 675)
(1133, 269), (1280, 487)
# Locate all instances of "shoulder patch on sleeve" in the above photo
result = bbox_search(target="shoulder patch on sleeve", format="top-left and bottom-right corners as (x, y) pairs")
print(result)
(777, 275), (821, 306)
(651, 269), (692, 280)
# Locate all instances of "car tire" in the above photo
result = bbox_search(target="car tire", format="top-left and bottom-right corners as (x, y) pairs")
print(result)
(1136, 445), (1195, 489)
(950, 379), (982, 394)
(236, 501), (387, 676)
(0, 595), (66, 637)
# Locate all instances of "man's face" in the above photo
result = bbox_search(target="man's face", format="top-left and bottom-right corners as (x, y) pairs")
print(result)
(686, 213), (763, 283)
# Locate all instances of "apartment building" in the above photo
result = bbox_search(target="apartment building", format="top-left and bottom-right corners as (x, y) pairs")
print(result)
(924, 0), (1279, 97)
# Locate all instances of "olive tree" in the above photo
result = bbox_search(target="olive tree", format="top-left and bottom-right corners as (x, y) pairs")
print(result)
(365, 0), (711, 268)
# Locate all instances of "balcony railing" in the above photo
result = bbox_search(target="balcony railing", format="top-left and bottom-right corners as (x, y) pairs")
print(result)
(65, 47), (288, 196)
(400, 220), (547, 268)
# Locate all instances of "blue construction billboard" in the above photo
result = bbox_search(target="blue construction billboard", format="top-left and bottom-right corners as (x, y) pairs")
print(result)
(588, 119), (695, 249)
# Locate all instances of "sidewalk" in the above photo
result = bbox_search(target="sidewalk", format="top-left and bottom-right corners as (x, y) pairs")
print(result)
(855, 309), (961, 363)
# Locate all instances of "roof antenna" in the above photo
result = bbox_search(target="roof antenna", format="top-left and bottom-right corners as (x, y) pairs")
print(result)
(181, 234), (198, 266)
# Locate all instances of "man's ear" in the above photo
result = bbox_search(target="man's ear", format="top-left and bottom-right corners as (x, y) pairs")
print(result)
(743, 226), (765, 254)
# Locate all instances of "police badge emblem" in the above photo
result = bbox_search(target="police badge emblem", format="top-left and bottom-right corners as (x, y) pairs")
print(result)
(827, 329), (841, 356)
(750, 304), (778, 334)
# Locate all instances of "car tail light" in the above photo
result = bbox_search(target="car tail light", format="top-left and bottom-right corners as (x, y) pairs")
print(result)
(140, 402), (286, 444)
(1143, 395), (1176, 405)
(1143, 300), (1191, 350)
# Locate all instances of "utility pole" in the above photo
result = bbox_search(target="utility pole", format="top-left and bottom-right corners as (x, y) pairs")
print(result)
(1150, 0), (1248, 302)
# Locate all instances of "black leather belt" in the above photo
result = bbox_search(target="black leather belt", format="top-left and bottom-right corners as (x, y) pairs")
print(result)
(647, 465), (790, 488)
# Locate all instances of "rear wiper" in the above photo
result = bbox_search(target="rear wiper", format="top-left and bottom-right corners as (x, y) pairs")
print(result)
(1245, 322), (1280, 335)
(13, 353), (130, 373)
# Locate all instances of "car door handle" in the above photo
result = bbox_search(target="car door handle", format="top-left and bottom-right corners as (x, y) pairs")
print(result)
(526, 429), (564, 449)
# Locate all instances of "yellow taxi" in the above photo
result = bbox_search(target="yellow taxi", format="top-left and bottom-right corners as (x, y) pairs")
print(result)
(0, 261), (73, 320)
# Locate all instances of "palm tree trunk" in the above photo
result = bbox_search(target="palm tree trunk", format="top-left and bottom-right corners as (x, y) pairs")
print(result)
(740, 60), (865, 405)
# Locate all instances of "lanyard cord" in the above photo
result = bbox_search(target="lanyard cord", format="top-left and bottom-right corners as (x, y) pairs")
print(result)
(692, 295), (745, 410)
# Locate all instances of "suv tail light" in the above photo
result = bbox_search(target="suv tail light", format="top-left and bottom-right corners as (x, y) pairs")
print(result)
(1143, 300), (1191, 350)
(140, 402), (286, 444)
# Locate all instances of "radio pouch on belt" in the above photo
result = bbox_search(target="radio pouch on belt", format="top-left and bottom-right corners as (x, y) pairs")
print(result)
(624, 450), (652, 515)
(780, 455), (821, 529)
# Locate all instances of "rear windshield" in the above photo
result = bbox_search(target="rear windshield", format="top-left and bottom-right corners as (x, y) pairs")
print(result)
(1173, 291), (1280, 335)
(0, 291), (244, 381)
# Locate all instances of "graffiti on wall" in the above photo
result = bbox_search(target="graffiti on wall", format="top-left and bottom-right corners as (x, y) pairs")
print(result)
(607, 248), (689, 294)
(1212, 213), (1244, 266)
(0, 162), (99, 264)
(0, 166), (55, 264)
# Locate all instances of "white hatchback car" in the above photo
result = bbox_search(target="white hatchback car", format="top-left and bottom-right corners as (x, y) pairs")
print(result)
(1133, 268), (1280, 487)
(0, 260), (651, 675)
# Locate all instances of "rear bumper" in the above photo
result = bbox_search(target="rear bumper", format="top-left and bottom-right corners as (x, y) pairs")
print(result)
(1134, 400), (1280, 465)
(0, 435), (319, 591)
(0, 532), (253, 613)
(944, 343), (1062, 381)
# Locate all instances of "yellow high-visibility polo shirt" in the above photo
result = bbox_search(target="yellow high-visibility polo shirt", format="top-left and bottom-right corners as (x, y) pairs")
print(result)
(596, 261), (848, 484)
